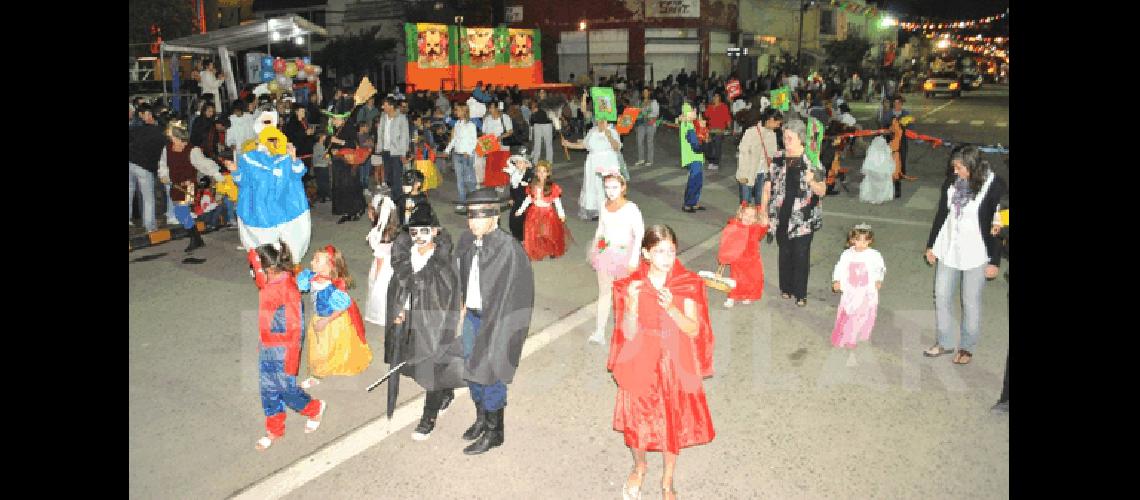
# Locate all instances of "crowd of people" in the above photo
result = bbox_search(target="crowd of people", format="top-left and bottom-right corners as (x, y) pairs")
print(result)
(130, 62), (1009, 496)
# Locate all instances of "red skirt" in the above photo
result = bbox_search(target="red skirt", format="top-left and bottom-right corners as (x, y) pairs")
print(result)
(522, 204), (569, 260)
(483, 150), (511, 187)
(612, 350), (715, 454)
(727, 255), (764, 301)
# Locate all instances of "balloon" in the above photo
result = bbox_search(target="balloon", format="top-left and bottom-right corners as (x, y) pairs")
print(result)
(273, 58), (286, 74)
(276, 74), (291, 88)
(295, 58), (305, 71)
(267, 81), (280, 93)
(261, 56), (274, 71)
(260, 70), (275, 83)
(285, 61), (298, 78)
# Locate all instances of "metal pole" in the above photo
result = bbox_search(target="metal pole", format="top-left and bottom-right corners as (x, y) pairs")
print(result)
(160, 47), (167, 102)
(796, 2), (805, 75)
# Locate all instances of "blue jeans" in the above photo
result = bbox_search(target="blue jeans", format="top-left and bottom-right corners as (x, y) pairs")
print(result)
(462, 311), (507, 411)
(219, 196), (236, 225)
(358, 159), (373, 192)
(934, 261), (987, 352)
(738, 172), (767, 204)
(173, 204), (196, 230)
(129, 162), (157, 232)
(452, 153), (476, 204)
(163, 184), (177, 221)
(684, 161), (703, 207)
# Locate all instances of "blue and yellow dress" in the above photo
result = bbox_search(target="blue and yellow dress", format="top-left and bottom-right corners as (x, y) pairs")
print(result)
(297, 269), (372, 377)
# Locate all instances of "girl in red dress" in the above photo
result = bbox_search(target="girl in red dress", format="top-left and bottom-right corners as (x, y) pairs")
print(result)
(607, 224), (715, 500)
(513, 160), (570, 261)
(722, 203), (769, 308)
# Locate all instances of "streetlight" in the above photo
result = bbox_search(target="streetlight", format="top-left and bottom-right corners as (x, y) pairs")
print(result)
(455, 15), (465, 90)
(796, 1), (816, 75)
(579, 20), (590, 84)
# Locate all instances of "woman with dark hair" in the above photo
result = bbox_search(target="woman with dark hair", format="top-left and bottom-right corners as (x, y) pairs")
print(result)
(189, 102), (220, 159)
(763, 118), (827, 307)
(922, 146), (1006, 365)
(284, 104), (316, 193)
(326, 109), (367, 224)
(607, 224), (714, 500)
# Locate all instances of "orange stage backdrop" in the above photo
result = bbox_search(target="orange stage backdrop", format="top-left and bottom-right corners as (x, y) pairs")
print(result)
(405, 23), (544, 91)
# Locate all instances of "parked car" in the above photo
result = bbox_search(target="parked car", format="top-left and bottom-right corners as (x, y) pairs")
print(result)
(961, 71), (984, 91)
(923, 71), (962, 98)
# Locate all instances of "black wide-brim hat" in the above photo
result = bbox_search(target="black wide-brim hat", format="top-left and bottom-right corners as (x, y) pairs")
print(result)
(457, 187), (509, 207)
(407, 202), (441, 227)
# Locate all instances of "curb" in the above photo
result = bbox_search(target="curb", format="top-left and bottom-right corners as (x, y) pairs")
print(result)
(129, 219), (231, 252)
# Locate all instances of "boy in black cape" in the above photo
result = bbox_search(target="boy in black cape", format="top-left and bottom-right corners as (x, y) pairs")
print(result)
(505, 153), (535, 240)
(396, 169), (428, 227)
(385, 202), (466, 441)
(454, 187), (535, 455)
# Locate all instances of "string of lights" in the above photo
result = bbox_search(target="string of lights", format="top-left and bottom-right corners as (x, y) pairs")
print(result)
(898, 9), (1008, 31)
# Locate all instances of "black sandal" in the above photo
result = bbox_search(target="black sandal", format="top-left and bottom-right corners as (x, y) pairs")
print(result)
(923, 344), (955, 357)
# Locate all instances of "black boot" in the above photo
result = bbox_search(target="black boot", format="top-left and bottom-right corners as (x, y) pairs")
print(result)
(336, 214), (352, 224)
(438, 389), (455, 415)
(463, 408), (503, 455)
(462, 401), (486, 441)
(412, 390), (446, 441)
(184, 226), (205, 253)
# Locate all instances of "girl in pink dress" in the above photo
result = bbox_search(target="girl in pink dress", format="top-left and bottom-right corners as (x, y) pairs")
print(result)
(830, 224), (886, 366)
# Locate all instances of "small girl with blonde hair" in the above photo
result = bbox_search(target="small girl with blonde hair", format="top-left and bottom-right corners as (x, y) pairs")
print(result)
(297, 244), (373, 388)
(830, 224), (886, 366)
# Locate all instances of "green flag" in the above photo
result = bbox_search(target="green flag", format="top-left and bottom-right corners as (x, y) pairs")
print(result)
(590, 87), (617, 122)
(805, 116), (826, 170)
(770, 86), (791, 112)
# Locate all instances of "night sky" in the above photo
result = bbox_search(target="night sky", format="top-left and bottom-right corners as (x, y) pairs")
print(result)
(880, 0), (1009, 20)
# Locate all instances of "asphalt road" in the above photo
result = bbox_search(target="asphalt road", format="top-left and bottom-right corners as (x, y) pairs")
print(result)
(129, 85), (1010, 499)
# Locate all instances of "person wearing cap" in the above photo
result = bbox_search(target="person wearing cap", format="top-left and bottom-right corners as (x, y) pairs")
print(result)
(385, 202), (466, 441)
(453, 188), (535, 455)
(158, 120), (227, 252)
(326, 105), (367, 224)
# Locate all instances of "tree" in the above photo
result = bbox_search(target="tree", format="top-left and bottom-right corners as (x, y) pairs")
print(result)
(318, 26), (397, 84)
(823, 36), (872, 75)
(129, 0), (199, 46)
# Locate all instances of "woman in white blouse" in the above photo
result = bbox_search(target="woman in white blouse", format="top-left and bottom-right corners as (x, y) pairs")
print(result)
(444, 103), (480, 213)
(585, 175), (644, 345)
(922, 146), (1006, 365)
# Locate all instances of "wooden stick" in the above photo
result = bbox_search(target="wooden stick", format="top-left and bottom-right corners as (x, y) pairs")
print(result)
(556, 129), (571, 161)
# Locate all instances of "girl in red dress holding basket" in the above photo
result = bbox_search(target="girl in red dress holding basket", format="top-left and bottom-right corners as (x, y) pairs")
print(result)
(608, 224), (715, 500)
(513, 160), (570, 261)
(720, 203), (769, 308)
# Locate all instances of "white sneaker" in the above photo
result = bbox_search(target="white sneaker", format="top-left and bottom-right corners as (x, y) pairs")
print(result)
(587, 332), (606, 344)
(635, 160), (646, 166)
(166, 216), (180, 225)
(724, 298), (735, 308)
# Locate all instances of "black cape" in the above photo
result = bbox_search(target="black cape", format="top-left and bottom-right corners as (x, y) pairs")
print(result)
(508, 167), (535, 240)
(384, 230), (466, 391)
(455, 228), (535, 385)
(395, 192), (429, 228)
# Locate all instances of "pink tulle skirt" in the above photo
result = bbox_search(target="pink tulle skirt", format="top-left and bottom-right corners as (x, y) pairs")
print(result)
(589, 244), (633, 279)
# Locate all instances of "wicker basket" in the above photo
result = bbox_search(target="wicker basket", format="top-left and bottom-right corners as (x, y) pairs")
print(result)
(699, 265), (736, 293)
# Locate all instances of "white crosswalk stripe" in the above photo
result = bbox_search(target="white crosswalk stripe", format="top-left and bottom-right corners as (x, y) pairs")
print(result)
(969, 120), (985, 126)
(995, 122), (1008, 127)
(945, 119), (960, 124)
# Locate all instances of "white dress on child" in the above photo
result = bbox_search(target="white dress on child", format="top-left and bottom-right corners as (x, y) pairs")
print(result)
(364, 194), (397, 325)
(578, 127), (623, 218)
(859, 136), (895, 204)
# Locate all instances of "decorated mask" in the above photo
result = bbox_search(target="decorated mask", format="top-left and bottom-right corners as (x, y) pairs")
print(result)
(252, 110), (279, 135)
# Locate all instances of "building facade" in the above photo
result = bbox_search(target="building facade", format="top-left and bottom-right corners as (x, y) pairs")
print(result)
(506, 0), (739, 85)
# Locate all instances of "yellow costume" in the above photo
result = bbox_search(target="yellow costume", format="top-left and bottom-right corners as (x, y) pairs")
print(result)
(305, 312), (373, 378)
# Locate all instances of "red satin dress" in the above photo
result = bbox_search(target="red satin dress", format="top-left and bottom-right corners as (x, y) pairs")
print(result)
(522, 183), (570, 261)
(725, 219), (768, 301)
(607, 260), (715, 454)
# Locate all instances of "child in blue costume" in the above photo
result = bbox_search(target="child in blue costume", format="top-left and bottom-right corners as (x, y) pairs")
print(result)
(678, 103), (706, 213)
(248, 242), (327, 451)
(234, 110), (313, 259)
(296, 244), (372, 388)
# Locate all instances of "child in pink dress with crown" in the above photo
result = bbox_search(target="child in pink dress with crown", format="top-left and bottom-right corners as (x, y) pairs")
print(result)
(831, 224), (886, 366)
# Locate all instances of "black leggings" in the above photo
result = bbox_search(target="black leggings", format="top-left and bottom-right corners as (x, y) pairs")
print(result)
(776, 231), (814, 300)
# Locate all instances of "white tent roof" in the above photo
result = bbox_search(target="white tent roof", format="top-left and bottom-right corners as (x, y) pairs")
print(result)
(161, 15), (327, 54)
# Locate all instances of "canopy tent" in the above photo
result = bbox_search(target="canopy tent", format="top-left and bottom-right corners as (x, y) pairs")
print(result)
(159, 15), (328, 104)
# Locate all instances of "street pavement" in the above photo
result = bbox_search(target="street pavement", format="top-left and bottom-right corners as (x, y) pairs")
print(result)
(129, 85), (1010, 499)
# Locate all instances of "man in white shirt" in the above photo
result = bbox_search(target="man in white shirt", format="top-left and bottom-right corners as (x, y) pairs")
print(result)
(198, 60), (225, 110)
(444, 102), (479, 212)
(376, 96), (410, 194)
(453, 187), (534, 456)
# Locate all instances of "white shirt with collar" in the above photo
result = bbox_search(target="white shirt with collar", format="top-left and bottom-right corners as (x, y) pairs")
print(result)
(464, 243), (482, 310)
(445, 120), (478, 155)
(481, 113), (512, 137)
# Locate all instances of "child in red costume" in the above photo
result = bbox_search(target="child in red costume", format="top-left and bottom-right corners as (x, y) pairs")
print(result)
(607, 224), (715, 498)
(513, 160), (570, 261)
(248, 242), (327, 451)
(720, 203), (769, 308)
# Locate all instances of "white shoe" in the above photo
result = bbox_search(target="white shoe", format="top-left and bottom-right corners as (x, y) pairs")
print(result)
(645, 162), (653, 167)
(587, 332), (606, 344)
(724, 298), (735, 308)
(635, 160), (646, 166)
(741, 300), (753, 305)
(300, 377), (321, 389)
(166, 216), (180, 225)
